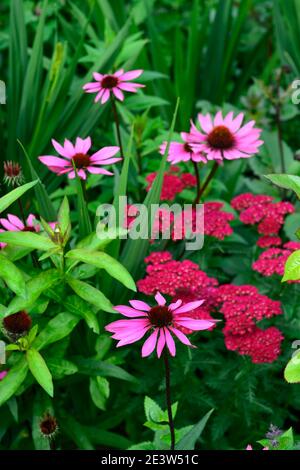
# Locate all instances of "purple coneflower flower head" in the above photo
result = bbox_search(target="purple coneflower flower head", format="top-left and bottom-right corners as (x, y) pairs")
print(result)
(186, 111), (263, 161)
(160, 133), (207, 165)
(0, 214), (40, 233)
(105, 293), (217, 358)
(83, 69), (145, 104)
(39, 137), (121, 180)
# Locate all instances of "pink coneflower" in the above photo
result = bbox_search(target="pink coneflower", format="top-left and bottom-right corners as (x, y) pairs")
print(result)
(160, 133), (207, 164)
(83, 69), (145, 104)
(39, 137), (121, 180)
(105, 293), (216, 358)
(0, 214), (40, 233)
(186, 111), (263, 161)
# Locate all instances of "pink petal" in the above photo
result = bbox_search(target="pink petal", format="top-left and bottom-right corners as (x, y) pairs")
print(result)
(119, 69), (143, 81)
(39, 156), (68, 168)
(90, 146), (120, 162)
(229, 113), (244, 133)
(77, 169), (86, 180)
(87, 167), (114, 175)
(101, 89), (110, 104)
(95, 89), (105, 103)
(0, 218), (21, 231)
(26, 214), (36, 227)
(157, 329), (166, 358)
(223, 111), (234, 127)
(169, 326), (193, 346)
(173, 300), (205, 314)
(113, 87), (124, 101)
(118, 82), (144, 92)
(198, 114), (213, 133)
(175, 318), (216, 330)
(64, 139), (75, 156)
(142, 329), (159, 357)
(155, 292), (166, 306)
(129, 300), (151, 311)
(67, 170), (76, 179)
(113, 69), (124, 78)
(164, 328), (176, 356)
(114, 305), (148, 317)
(51, 139), (73, 158)
(83, 82), (101, 91)
(75, 137), (91, 154)
(7, 214), (24, 230)
(169, 300), (182, 311)
(116, 327), (151, 346)
(91, 157), (122, 165)
(214, 111), (224, 126)
(93, 72), (103, 81)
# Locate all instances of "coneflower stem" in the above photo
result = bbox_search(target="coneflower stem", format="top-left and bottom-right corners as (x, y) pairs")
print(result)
(80, 179), (88, 203)
(196, 162), (219, 202)
(111, 98), (124, 158)
(163, 351), (175, 450)
(192, 161), (201, 205)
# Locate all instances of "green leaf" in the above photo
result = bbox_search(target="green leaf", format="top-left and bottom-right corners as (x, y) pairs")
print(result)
(32, 392), (52, 450)
(0, 254), (26, 298)
(47, 358), (78, 379)
(89, 377), (109, 411)
(5, 269), (61, 315)
(58, 196), (71, 237)
(66, 249), (136, 291)
(0, 357), (28, 407)
(125, 94), (169, 111)
(73, 357), (137, 383)
(284, 352), (300, 383)
(26, 348), (54, 397)
(265, 173), (300, 199)
(0, 232), (57, 251)
(175, 409), (214, 450)
(33, 312), (79, 350)
(0, 181), (38, 214)
(67, 277), (114, 313)
(282, 249), (300, 282)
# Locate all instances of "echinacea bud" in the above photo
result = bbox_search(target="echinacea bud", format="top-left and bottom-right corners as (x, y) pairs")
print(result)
(2, 311), (32, 340)
(40, 413), (58, 439)
(3, 161), (24, 188)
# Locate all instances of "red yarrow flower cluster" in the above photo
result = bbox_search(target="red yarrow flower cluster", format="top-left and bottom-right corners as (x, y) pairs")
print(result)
(256, 236), (282, 248)
(253, 241), (300, 277)
(146, 169), (197, 201)
(217, 284), (283, 363)
(231, 193), (294, 235)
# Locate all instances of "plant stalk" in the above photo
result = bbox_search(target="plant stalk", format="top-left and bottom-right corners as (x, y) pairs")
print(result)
(111, 98), (124, 158)
(163, 351), (175, 450)
(196, 161), (219, 202)
(192, 161), (201, 205)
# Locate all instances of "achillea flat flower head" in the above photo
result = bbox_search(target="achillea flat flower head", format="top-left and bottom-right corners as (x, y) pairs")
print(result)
(105, 293), (217, 357)
(39, 137), (121, 180)
(3, 311), (32, 340)
(3, 161), (24, 187)
(256, 236), (282, 248)
(186, 111), (263, 161)
(40, 413), (58, 439)
(83, 69), (145, 104)
(146, 168), (197, 201)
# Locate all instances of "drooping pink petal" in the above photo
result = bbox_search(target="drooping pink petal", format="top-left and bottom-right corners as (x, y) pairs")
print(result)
(142, 329), (159, 357)
(164, 328), (176, 356)
(118, 82), (144, 92)
(95, 89), (105, 103)
(155, 292), (166, 306)
(87, 167), (114, 175)
(168, 300), (182, 311)
(198, 114), (213, 134)
(114, 305), (148, 317)
(175, 318), (216, 330)
(168, 326), (193, 346)
(173, 300), (205, 314)
(116, 327), (151, 346)
(157, 329), (166, 357)
(67, 170), (76, 179)
(0, 218), (21, 231)
(77, 169), (87, 180)
(101, 89), (110, 104)
(129, 300), (151, 311)
(112, 87), (124, 101)
(39, 156), (68, 168)
(93, 72), (103, 81)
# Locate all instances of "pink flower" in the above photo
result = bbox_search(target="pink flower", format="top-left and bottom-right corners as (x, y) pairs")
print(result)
(246, 444), (269, 450)
(160, 134), (207, 165)
(0, 214), (40, 234)
(83, 69), (145, 104)
(0, 370), (8, 381)
(105, 293), (217, 357)
(256, 236), (282, 248)
(186, 111), (263, 161)
(39, 137), (121, 180)
(146, 169), (197, 201)
(253, 242), (300, 277)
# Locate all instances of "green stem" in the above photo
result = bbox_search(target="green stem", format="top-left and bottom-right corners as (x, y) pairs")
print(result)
(163, 351), (175, 451)
(111, 98), (124, 157)
(196, 162), (219, 202)
(192, 161), (201, 205)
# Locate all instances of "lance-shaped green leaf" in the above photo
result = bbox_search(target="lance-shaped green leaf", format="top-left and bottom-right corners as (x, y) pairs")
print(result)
(175, 409), (214, 450)
(284, 352), (300, 383)
(76, 228), (128, 252)
(26, 348), (54, 397)
(58, 195), (71, 238)
(67, 277), (114, 313)
(265, 174), (300, 199)
(0, 231), (57, 251)
(73, 356), (137, 383)
(65, 249), (136, 291)
(33, 312), (79, 350)
(5, 269), (61, 315)
(0, 253), (26, 297)
(282, 250), (300, 282)
(0, 181), (38, 213)
(0, 356), (28, 407)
